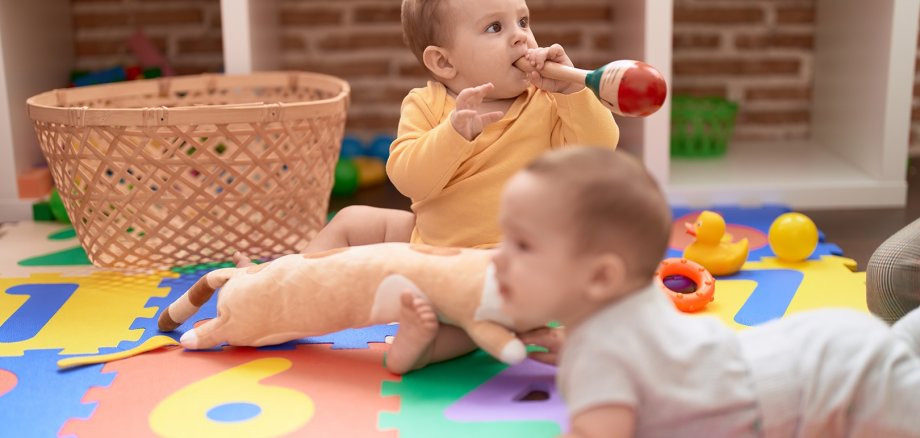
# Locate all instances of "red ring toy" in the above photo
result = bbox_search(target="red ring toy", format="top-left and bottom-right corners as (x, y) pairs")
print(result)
(655, 257), (715, 312)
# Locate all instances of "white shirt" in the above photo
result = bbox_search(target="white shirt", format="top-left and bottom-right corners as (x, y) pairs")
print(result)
(559, 283), (762, 437)
(559, 283), (920, 437)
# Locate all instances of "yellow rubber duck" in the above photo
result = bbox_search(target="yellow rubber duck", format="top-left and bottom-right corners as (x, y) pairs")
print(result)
(683, 210), (749, 276)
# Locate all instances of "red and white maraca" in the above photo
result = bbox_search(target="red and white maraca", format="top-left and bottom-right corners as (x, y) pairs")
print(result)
(514, 58), (667, 117)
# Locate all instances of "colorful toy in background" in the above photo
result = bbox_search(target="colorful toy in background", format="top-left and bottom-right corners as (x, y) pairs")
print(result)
(332, 134), (394, 197)
(70, 65), (162, 87)
(683, 210), (749, 276)
(127, 28), (175, 77)
(16, 166), (53, 199)
(48, 189), (70, 224)
(31, 188), (70, 224)
(69, 27), (172, 88)
(671, 95), (739, 158)
(768, 212), (819, 262)
(655, 257), (716, 312)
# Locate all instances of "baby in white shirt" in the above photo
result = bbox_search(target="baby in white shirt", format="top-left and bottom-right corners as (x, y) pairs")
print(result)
(492, 146), (920, 438)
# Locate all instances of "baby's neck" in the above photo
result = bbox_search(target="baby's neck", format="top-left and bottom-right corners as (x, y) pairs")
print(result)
(477, 97), (518, 115)
(563, 278), (653, 332)
(445, 87), (519, 115)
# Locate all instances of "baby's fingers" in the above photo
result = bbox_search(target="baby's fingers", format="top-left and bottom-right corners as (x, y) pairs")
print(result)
(452, 109), (478, 124)
(526, 48), (549, 70)
(544, 44), (565, 62)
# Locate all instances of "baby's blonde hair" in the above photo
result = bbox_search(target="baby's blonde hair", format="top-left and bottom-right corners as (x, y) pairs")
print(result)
(525, 147), (672, 280)
(401, 0), (451, 69)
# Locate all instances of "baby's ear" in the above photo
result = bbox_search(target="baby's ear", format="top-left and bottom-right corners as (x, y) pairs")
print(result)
(584, 253), (626, 302)
(423, 45), (456, 80)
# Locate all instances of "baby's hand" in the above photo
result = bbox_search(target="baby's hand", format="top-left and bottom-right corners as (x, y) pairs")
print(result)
(524, 44), (584, 95)
(450, 83), (505, 141)
(519, 325), (565, 365)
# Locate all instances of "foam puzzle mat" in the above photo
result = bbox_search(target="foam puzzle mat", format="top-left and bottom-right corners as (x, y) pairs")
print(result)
(0, 206), (868, 437)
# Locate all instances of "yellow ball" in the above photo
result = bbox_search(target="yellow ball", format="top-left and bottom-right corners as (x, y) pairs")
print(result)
(768, 212), (819, 262)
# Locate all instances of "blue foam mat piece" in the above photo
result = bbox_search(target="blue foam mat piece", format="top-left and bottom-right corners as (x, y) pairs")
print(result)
(0, 349), (114, 438)
(719, 269), (805, 326)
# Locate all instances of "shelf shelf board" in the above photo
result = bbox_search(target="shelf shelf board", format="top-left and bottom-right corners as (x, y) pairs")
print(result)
(667, 140), (907, 209)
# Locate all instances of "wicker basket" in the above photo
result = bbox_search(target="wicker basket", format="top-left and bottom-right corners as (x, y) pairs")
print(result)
(27, 71), (350, 268)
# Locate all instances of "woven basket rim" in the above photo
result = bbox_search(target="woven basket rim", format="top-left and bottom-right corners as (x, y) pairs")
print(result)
(26, 70), (350, 127)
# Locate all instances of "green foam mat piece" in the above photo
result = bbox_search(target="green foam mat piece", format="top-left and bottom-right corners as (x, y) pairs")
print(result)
(379, 350), (559, 437)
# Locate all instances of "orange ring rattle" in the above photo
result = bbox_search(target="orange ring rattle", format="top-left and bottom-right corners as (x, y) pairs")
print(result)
(655, 257), (715, 312)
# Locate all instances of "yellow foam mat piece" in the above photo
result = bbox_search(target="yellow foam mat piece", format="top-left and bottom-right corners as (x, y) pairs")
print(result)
(0, 271), (177, 357)
(692, 255), (866, 331)
(57, 335), (180, 369)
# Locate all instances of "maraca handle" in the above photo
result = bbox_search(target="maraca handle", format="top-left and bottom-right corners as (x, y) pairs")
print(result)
(513, 58), (590, 85)
(536, 62), (591, 85)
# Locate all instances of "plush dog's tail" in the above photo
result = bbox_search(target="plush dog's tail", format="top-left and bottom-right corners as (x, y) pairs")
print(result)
(157, 268), (235, 332)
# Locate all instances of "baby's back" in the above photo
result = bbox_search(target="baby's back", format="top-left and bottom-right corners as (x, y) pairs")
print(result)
(739, 308), (920, 436)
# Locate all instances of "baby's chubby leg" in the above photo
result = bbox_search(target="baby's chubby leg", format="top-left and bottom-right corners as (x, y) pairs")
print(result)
(301, 206), (415, 253)
(233, 206), (415, 267)
(386, 292), (477, 374)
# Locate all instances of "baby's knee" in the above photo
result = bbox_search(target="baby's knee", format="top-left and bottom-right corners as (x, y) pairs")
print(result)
(331, 205), (375, 223)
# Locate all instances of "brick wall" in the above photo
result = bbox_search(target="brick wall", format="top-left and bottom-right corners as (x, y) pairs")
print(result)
(69, 0), (919, 150)
(673, 0), (815, 142)
(278, 0), (618, 139)
(71, 0), (222, 76)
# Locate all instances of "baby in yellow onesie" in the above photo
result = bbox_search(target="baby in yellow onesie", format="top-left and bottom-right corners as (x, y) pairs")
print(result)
(383, 0), (620, 373)
(237, 0), (619, 373)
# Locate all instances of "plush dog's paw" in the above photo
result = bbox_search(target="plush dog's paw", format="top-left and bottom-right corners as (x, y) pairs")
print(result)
(500, 339), (527, 364)
(179, 330), (199, 349)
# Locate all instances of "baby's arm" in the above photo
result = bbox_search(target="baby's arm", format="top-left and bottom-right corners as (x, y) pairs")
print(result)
(564, 405), (635, 438)
(387, 89), (481, 201)
(551, 88), (619, 148)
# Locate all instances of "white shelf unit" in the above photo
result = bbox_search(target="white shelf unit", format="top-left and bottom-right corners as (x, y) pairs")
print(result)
(220, 0), (280, 74)
(664, 0), (919, 209)
(0, 0), (74, 221)
(0, 0), (916, 223)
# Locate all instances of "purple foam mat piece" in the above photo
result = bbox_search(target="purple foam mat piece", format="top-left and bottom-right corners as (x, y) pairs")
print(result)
(444, 359), (568, 431)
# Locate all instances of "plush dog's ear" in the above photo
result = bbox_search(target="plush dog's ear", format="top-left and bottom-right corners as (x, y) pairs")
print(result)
(158, 268), (235, 331)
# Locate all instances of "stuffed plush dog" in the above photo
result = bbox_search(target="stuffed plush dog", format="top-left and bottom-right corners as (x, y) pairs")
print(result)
(158, 242), (539, 364)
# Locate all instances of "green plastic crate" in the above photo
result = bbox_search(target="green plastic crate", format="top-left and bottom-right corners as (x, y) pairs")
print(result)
(670, 96), (738, 158)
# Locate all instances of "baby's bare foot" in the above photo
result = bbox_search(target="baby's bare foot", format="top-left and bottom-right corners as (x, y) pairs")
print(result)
(232, 251), (254, 268)
(386, 292), (438, 375)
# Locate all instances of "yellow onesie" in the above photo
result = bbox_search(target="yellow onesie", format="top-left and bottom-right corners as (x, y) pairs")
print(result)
(387, 81), (620, 248)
